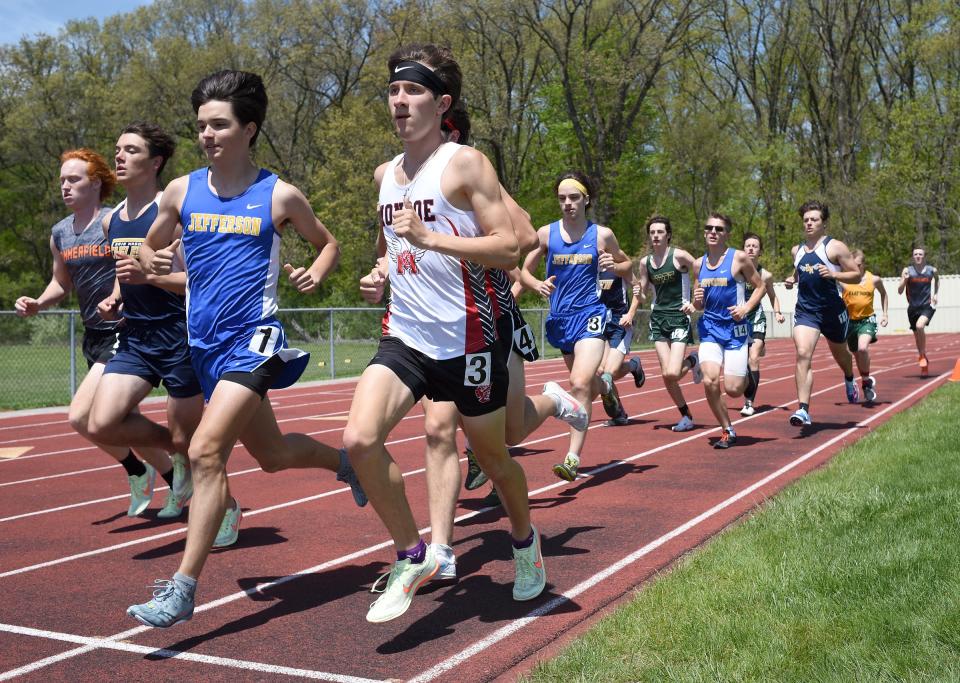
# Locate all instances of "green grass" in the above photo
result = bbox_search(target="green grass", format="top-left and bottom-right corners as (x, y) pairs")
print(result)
(527, 382), (960, 682)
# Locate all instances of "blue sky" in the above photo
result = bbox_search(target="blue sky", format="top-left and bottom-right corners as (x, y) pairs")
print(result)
(1, 1), (150, 46)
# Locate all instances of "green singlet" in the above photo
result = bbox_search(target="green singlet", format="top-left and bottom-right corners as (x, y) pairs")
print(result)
(646, 247), (687, 311)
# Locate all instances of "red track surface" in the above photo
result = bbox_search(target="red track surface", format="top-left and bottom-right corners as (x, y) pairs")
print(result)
(1, 334), (957, 682)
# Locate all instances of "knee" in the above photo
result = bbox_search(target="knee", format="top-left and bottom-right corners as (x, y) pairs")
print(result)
(662, 369), (681, 383)
(187, 437), (227, 478)
(342, 426), (379, 464)
(504, 424), (524, 447)
(69, 407), (93, 438)
(702, 374), (720, 391)
(568, 375), (593, 396)
(725, 379), (746, 397)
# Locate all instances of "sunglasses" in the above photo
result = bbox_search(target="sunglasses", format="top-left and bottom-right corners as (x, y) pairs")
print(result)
(703, 224), (726, 232)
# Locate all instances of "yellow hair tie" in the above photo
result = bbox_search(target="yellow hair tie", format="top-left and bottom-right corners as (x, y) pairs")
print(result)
(558, 178), (589, 197)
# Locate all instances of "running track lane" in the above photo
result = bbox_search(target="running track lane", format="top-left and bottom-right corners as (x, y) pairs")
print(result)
(0, 334), (956, 681)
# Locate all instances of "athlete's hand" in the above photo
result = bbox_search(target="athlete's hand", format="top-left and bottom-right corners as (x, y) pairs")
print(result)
(284, 263), (321, 294)
(932, 294), (938, 307)
(537, 275), (557, 298)
(114, 253), (147, 285)
(598, 250), (615, 272)
(815, 263), (833, 279)
(680, 300), (696, 315)
(618, 313), (634, 328)
(393, 197), (431, 249)
(900, 267), (909, 280)
(692, 286), (705, 309)
(880, 314), (888, 327)
(784, 275), (796, 290)
(14, 296), (40, 317)
(728, 303), (749, 321)
(148, 238), (180, 275)
(632, 283), (642, 298)
(97, 293), (122, 321)
(775, 311), (785, 324)
(359, 265), (387, 303)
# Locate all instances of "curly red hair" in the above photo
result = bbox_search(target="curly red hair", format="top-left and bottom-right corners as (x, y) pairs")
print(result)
(60, 148), (116, 201)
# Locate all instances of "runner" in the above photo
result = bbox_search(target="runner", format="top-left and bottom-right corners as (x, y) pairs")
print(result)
(634, 216), (701, 431)
(597, 266), (642, 426)
(345, 44), (548, 623)
(784, 200), (861, 427)
(897, 246), (939, 377)
(86, 122), (203, 519)
(520, 170), (633, 481)
(739, 232), (785, 416)
(842, 249), (889, 401)
(14, 149), (171, 516)
(691, 214), (765, 449)
(127, 69), (365, 628)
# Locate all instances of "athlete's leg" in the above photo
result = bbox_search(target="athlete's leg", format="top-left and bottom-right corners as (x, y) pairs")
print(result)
(915, 315), (930, 357)
(657, 340), (691, 408)
(504, 351), (557, 446)
(827, 338), (855, 377)
(721, 346), (749, 398)
(421, 398), (460, 548)
(698, 344), (730, 430)
(166, 393), (204, 457)
(854, 333), (873, 377)
(239, 398), (341, 473)
(793, 325), (822, 405)
(342, 364), (419, 553)
(88, 372), (175, 454)
(564, 337), (607, 458)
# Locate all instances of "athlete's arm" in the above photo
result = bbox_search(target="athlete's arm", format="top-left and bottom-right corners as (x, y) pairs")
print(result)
(675, 249), (697, 313)
(824, 240), (861, 284)
(634, 257), (650, 303)
(897, 266), (909, 294)
(97, 277), (123, 321)
(931, 268), (939, 306)
(620, 269), (640, 328)
(691, 256), (704, 310)
(519, 226), (555, 297)
(274, 180), (340, 294)
(396, 146), (518, 270)
(784, 245), (800, 289)
(763, 269), (785, 323)
(15, 236), (73, 317)
(731, 252), (765, 322)
(596, 226), (633, 277)
(142, 176), (188, 275)
(874, 274), (889, 327)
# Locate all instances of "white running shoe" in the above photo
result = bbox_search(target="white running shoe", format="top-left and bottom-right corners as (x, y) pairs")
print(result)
(429, 543), (457, 583)
(513, 526), (546, 601)
(863, 376), (877, 403)
(543, 382), (588, 431)
(671, 415), (695, 432)
(740, 401), (755, 417)
(367, 549), (439, 623)
(687, 352), (703, 384)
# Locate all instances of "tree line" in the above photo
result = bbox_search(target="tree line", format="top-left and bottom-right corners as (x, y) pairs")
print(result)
(1, 0), (956, 311)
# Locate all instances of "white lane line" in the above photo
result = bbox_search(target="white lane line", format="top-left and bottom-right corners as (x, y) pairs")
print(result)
(407, 373), (949, 682)
(0, 623), (385, 682)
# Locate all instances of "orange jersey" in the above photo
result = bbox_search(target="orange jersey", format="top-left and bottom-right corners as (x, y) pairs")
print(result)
(842, 272), (875, 320)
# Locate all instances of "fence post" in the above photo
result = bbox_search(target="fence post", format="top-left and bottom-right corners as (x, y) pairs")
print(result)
(329, 308), (335, 379)
(69, 312), (77, 398)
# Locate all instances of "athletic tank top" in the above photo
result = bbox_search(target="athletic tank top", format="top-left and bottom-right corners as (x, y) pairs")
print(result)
(378, 142), (496, 360)
(841, 272), (875, 320)
(50, 208), (117, 330)
(645, 247), (689, 312)
(745, 263), (765, 317)
(108, 197), (186, 326)
(698, 248), (745, 323)
(599, 272), (628, 316)
(794, 236), (843, 311)
(545, 220), (602, 316)
(484, 267), (517, 320)
(180, 168), (281, 349)
(905, 264), (935, 308)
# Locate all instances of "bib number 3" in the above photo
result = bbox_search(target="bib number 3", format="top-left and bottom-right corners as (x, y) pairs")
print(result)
(464, 352), (491, 386)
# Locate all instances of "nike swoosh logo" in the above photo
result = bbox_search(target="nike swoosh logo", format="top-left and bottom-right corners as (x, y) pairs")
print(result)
(394, 65), (414, 73)
(246, 203), (262, 209)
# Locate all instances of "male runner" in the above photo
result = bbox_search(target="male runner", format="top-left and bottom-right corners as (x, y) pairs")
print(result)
(345, 44), (547, 623)
(597, 265), (642, 426)
(784, 200), (861, 426)
(87, 122), (203, 519)
(520, 171), (633, 481)
(15, 149), (171, 516)
(842, 249), (888, 401)
(739, 232), (784, 416)
(691, 214), (765, 449)
(897, 246), (939, 377)
(127, 69), (365, 628)
(634, 216), (701, 431)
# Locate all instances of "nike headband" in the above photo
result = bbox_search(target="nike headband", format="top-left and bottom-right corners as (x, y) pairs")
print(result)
(389, 61), (448, 97)
(558, 178), (590, 197)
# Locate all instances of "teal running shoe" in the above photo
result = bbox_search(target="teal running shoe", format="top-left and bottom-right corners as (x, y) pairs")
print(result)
(212, 499), (242, 548)
(337, 448), (368, 507)
(157, 454), (192, 519)
(464, 448), (488, 491)
(127, 464), (156, 517)
(126, 575), (195, 628)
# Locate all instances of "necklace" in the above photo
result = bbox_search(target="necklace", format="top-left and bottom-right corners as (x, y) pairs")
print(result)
(400, 143), (444, 200)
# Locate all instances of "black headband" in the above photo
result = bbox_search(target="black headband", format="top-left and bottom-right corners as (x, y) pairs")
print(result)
(389, 61), (448, 97)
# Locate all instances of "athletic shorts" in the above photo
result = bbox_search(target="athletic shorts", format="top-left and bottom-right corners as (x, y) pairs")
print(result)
(369, 336), (508, 417)
(907, 305), (935, 331)
(696, 316), (749, 351)
(794, 303), (849, 345)
(104, 319), (201, 398)
(698, 341), (749, 377)
(546, 305), (609, 355)
(189, 318), (309, 401)
(748, 306), (767, 341)
(648, 309), (694, 345)
(82, 327), (120, 369)
(846, 315), (878, 352)
(603, 318), (633, 355)
(496, 308), (539, 363)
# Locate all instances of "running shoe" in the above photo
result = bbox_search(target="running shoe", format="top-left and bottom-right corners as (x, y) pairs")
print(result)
(337, 448), (368, 507)
(157, 454), (192, 519)
(845, 378), (860, 404)
(212, 499), (242, 548)
(713, 428), (737, 450)
(429, 543), (457, 583)
(543, 382), (589, 431)
(513, 526), (546, 601)
(552, 453), (580, 482)
(605, 406), (629, 426)
(367, 550), (439, 623)
(127, 463), (156, 517)
(628, 357), (646, 388)
(482, 485), (501, 507)
(599, 372), (624, 419)
(863, 376), (877, 403)
(789, 408), (812, 426)
(671, 415), (695, 432)
(740, 400), (755, 417)
(687, 351), (703, 384)
(126, 576), (195, 628)
(463, 448), (489, 491)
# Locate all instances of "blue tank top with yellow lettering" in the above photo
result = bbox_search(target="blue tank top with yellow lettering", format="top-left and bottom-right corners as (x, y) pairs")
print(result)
(180, 168), (280, 349)
(546, 220), (602, 316)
